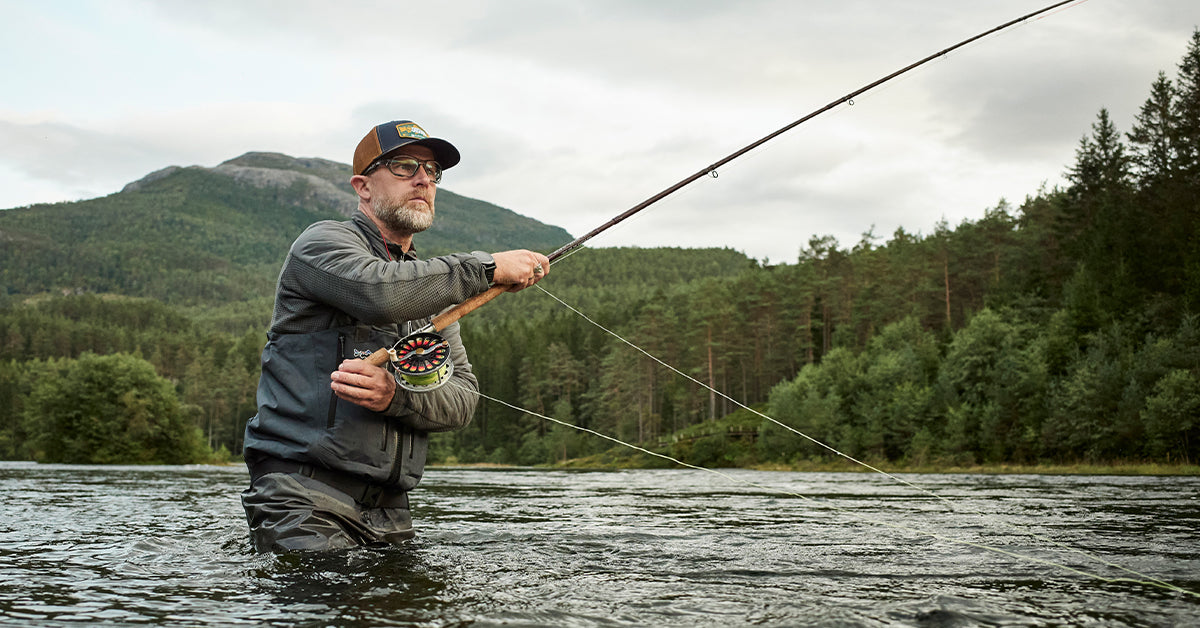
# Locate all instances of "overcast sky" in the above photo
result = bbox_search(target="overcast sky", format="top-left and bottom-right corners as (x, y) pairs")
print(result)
(2, 1), (1197, 263)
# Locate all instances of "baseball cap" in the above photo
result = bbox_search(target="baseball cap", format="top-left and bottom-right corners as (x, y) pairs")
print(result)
(352, 120), (461, 176)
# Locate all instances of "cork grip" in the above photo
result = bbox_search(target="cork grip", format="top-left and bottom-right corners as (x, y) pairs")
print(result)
(365, 348), (392, 367)
(429, 285), (508, 331)
(362, 285), (508, 368)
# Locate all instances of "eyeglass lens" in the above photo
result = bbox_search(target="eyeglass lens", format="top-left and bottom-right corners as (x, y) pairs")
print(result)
(386, 158), (442, 183)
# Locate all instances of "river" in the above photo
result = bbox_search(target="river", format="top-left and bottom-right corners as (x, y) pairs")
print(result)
(0, 462), (1197, 627)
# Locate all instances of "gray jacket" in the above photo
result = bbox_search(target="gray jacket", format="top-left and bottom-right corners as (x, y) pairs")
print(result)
(243, 212), (491, 490)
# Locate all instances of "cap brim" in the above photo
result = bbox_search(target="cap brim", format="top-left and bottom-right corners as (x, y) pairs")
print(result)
(381, 137), (460, 170)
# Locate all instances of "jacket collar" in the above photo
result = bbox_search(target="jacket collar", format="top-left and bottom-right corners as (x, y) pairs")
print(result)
(352, 211), (415, 260)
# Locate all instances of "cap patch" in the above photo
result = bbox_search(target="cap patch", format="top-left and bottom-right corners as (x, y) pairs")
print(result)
(395, 123), (428, 140)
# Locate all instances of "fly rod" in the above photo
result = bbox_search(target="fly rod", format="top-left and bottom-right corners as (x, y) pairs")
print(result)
(368, 0), (1081, 388)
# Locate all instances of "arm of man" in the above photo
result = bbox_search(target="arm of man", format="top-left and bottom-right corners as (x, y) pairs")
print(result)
(285, 221), (492, 326)
(285, 222), (550, 324)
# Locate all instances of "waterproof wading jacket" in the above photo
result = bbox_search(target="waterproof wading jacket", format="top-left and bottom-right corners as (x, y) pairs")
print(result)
(244, 212), (491, 491)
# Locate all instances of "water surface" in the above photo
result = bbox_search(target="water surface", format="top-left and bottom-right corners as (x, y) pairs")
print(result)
(1, 462), (1197, 626)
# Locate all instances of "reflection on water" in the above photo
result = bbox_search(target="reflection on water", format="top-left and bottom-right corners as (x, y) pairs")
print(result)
(0, 462), (1197, 627)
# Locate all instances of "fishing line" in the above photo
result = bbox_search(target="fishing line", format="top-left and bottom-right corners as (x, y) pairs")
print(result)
(511, 0), (1185, 593)
(446, 0), (1196, 600)
(513, 283), (1198, 598)
(396, 0), (1191, 593)
(457, 379), (1194, 596)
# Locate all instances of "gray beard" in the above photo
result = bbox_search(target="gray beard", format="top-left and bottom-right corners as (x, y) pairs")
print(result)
(373, 196), (434, 234)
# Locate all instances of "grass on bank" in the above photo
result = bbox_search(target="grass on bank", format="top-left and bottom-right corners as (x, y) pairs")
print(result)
(521, 452), (1200, 475)
(543, 447), (1200, 476)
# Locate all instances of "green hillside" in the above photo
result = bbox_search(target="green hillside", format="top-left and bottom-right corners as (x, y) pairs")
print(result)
(0, 152), (573, 308)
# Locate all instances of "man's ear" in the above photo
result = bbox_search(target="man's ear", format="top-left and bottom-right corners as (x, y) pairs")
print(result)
(350, 175), (371, 200)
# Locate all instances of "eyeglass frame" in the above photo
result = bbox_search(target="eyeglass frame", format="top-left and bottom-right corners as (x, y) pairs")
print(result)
(363, 155), (443, 183)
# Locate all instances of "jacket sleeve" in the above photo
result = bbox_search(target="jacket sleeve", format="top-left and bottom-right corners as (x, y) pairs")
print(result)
(383, 321), (478, 432)
(284, 221), (491, 325)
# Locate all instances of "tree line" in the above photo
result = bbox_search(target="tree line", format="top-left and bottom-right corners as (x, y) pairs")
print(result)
(0, 296), (261, 463)
(444, 29), (1200, 468)
(1, 30), (1197, 467)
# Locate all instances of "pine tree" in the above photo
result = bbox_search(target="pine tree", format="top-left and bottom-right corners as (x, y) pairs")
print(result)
(1063, 109), (1138, 315)
(1126, 73), (1184, 296)
(1127, 72), (1179, 189)
(1171, 29), (1200, 310)
(1173, 29), (1200, 186)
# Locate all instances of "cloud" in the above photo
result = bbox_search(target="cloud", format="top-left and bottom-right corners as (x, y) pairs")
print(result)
(2, 0), (1197, 263)
(0, 119), (170, 197)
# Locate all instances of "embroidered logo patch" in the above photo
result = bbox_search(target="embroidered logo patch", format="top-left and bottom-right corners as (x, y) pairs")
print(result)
(395, 123), (428, 140)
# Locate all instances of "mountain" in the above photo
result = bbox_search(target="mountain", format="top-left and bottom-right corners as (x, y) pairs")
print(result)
(0, 152), (574, 307)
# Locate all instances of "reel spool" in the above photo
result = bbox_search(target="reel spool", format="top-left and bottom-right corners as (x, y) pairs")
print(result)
(390, 332), (454, 392)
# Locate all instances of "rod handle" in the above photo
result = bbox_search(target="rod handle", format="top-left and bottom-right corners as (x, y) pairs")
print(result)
(429, 285), (508, 332)
(365, 348), (393, 367)
(362, 285), (505, 368)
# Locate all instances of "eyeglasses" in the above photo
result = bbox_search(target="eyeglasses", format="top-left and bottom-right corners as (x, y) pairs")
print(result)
(365, 156), (443, 183)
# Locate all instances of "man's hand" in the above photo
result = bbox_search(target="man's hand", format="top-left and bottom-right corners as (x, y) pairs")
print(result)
(490, 249), (551, 292)
(330, 359), (396, 412)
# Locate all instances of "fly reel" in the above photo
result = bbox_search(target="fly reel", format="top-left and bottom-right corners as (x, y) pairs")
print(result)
(389, 332), (454, 392)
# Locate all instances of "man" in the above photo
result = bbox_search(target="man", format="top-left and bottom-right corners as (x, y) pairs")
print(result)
(241, 120), (550, 552)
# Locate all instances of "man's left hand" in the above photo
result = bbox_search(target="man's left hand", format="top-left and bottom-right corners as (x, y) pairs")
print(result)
(330, 359), (396, 412)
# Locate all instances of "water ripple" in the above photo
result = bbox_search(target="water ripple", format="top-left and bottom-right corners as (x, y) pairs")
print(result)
(0, 463), (1197, 627)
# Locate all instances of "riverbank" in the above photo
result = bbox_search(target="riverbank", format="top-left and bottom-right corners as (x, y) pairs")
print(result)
(748, 460), (1200, 476)
(7, 456), (1195, 477)
(435, 453), (1200, 476)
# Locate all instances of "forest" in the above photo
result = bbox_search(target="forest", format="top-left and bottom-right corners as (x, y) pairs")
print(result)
(1, 30), (1198, 468)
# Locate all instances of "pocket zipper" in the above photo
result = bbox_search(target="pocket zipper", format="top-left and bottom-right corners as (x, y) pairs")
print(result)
(327, 334), (344, 429)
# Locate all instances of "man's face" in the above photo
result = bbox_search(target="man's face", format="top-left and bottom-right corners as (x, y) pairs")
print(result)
(368, 145), (438, 235)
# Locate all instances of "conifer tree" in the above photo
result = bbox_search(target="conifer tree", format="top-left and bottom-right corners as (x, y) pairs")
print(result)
(1171, 29), (1200, 310)
(1063, 109), (1137, 314)
(1126, 73), (1184, 296)
(1127, 72), (1179, 189)
(1173, 29), (1200, 186)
